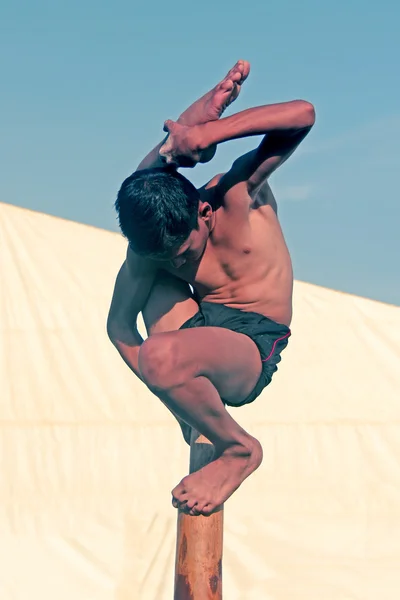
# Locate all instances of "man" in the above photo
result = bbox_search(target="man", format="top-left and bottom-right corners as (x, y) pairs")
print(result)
(107, 60), (315, 516)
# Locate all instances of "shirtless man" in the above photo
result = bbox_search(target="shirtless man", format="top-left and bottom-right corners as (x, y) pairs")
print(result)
(107, 60), (315, 516)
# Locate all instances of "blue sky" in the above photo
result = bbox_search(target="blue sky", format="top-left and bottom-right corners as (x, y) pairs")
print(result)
(1, 0), (399, 305)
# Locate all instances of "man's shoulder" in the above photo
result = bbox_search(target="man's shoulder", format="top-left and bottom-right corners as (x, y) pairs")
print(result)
(197, 173), (225, 210)
(197, 173), (225, 194)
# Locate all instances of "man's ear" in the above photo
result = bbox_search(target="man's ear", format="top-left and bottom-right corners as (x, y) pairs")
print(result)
(199, 202), (212, 221)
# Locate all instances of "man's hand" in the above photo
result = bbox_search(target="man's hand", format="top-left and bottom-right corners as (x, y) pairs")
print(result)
(159, 120), (217, 168)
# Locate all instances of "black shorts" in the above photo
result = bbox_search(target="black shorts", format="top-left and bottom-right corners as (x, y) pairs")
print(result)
(180, 301), (291, 407)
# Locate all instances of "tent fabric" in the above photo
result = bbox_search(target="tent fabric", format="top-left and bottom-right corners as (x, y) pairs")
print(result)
(1, 200), (400, 599)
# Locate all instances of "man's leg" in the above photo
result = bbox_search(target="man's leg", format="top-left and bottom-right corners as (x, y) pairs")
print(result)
(177, 59), (250, 125)
(141, 271), (199, 443)
(138, 307), (263, 517)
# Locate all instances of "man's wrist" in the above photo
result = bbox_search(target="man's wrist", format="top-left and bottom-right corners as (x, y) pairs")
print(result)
(191, 122), (215, 152)
(185, 124), (203, 151)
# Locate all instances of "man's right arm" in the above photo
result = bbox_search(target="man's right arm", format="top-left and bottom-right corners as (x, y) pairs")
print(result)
(136, 135), (170, 171)
(107, 249), (157, 381)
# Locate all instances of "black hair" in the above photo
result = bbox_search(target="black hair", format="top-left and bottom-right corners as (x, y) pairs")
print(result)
(115, 167), (200, 257)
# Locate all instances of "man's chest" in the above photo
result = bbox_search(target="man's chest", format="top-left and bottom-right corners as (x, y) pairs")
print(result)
(164, 222), (267, 291)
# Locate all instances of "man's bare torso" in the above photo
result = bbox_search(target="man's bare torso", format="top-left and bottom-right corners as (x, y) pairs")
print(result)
(160, 177), (293, 327)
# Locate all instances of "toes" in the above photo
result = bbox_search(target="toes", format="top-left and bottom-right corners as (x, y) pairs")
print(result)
(230, 69), (243, 84)
(229, 59), (250, 84)
(189, 506), (201, 516)
(200, 503), (214, 517)
(237, 59), (250, 77)
(173, 497), (190, 511)
(194, 501), (216, 516)
(242, 60), (251, 80)
(172, 479), (191, 511)
(174, 500), (193, 514)
(181, 500), (198, 515)
(172, 488), (187, 508)
(171, 491), (203, 517)
(177, 497), (199, 514)
(184, 498), (198, 511)
(220, 79), (234, 92)
(227, 60), (243, 76)
(172, 496), (216, 517)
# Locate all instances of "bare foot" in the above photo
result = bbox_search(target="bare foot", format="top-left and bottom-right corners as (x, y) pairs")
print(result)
(171, 436), (263, 516)
(160, 60), (250, 166)
(178, 60), (250, 127)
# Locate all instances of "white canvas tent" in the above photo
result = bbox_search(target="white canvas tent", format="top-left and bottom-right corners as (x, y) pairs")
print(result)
(1, 200), (400, 599)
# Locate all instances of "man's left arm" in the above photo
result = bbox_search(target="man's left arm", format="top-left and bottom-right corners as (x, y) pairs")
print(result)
(204, 100), (315, 200)
(161, 100), (315, 201)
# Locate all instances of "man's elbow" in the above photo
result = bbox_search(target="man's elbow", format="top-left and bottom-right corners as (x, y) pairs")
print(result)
(295, 100), (316, 128)
(107, 312), (123, 345)
(107, 311), (139, 348)
(106, 316), (118, 344)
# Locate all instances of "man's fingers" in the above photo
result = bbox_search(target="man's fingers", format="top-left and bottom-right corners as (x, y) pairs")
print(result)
(159, 136), (172, 158)
(159, 145), (176, 165)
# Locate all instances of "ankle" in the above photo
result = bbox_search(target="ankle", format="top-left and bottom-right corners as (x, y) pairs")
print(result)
(217, 435), (261, 458)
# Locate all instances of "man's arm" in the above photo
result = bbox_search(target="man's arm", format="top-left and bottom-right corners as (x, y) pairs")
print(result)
(136, 136), (170, 171)
(205, 100), (315, 196)
(107, 249), (157, 380)
(162, 100), (315, 196)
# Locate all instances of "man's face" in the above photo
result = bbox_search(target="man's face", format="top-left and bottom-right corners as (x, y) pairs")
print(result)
(168, 219), (209, 269)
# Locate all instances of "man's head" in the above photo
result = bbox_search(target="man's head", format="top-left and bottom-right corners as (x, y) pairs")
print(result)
(115, 167), (212, 266)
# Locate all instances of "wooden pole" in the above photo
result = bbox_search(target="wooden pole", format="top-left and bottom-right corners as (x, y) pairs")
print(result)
(174, 429), (223, 600)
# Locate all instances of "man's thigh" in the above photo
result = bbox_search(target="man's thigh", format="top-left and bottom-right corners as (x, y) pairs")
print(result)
(174, 326), (263, 405)
(141, 326), (263, 406)
(142, 270), (199, 335)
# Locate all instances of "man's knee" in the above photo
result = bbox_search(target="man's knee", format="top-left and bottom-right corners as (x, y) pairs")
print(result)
(138, 333), (187, 392)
